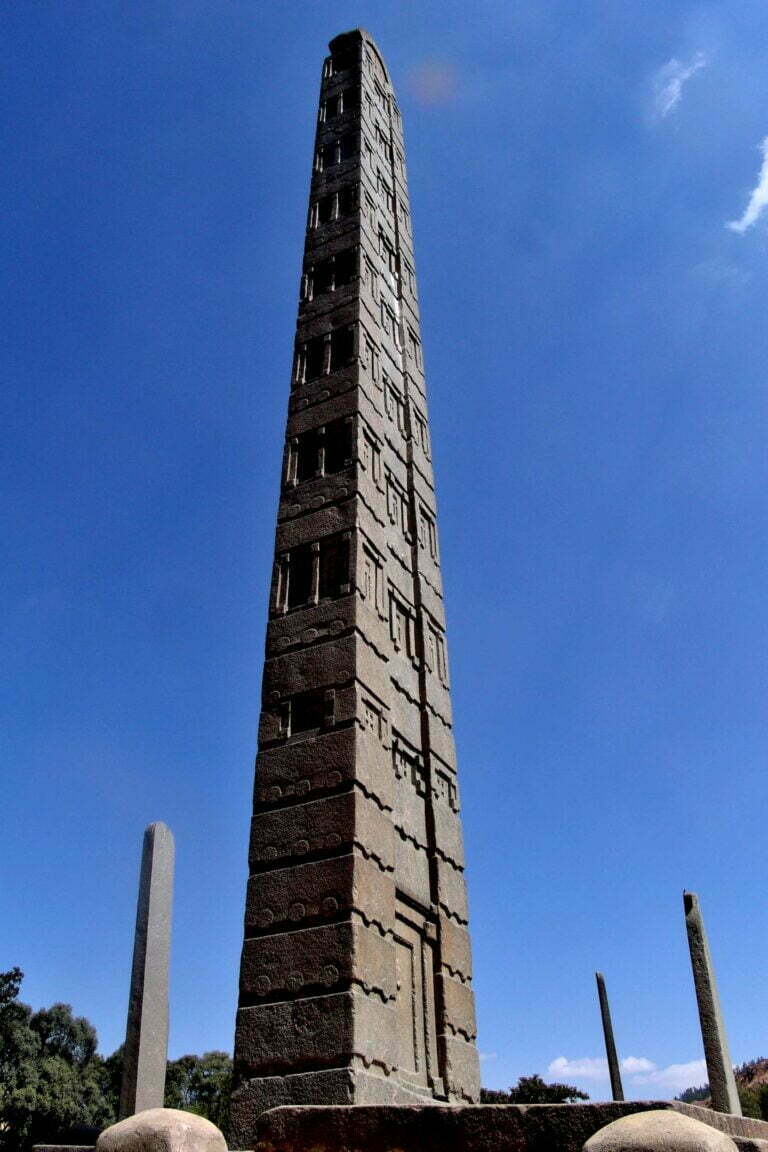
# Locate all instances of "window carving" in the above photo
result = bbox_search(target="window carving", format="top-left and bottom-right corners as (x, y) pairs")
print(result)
(316, 133), (358, 172)
(389, 590), (416, 660)
(361, 695), (385, 742)
(361, 330), (379, 383)
(407, 328), (422, 368)
(418, 506), (437, 559)
(290, 689), (333, 735)
(291, 417), (352, 485)
(361, 544), (385, 615)
(305, 248), (358, 299)
(411, 406), (430, 457)
(385, 470), (411, 539)
(279, 532), (351, 613)
(393, 735), (426, 796)
(384, 376), (406, 435)
(360, 427), (382, 485)
(425, 619), (448, 684)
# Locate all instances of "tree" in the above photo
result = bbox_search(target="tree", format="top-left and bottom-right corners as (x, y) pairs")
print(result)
(480, 1074), (589, 1104)
(0, 969), (114, 1152)
(164, 1052), (232, 1133)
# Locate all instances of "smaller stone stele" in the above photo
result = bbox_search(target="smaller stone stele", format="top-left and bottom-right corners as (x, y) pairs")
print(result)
(584, 1110), (739, 1152)
(97, 1108), (226, 1152)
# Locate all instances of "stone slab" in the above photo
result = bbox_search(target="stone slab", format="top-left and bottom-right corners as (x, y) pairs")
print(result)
(252, 1102), (768, 1152)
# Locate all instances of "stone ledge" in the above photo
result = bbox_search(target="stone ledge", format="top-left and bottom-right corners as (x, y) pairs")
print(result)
(253, 1102), (768, 1152)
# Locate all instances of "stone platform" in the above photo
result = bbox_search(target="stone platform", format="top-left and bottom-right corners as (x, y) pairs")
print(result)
(253, 1101), (768, 1152)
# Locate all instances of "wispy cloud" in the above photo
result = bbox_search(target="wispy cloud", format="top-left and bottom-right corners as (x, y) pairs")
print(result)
(548, 1056), (708, 1095)
(653, 53), (706, 119)
(479, 1051), (498, 1063)
(728, 137), (768, 234)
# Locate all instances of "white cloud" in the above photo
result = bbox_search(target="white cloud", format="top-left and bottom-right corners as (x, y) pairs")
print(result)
(653, 53), (706, 118)
(548, 1055), (708, 1096)
(548, 1057), (609, 1080)
(479, 1051), (498, 1063)
(621, 1056), (657, 1074)
(728, 137), (768, 234)
(628, 1059), (708, 1095)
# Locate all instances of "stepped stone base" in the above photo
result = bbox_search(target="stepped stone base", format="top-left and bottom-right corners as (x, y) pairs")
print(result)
(251, 1102), (768, 1152)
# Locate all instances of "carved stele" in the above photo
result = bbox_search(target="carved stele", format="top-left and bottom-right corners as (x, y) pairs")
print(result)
(229, 28), (480, 1145)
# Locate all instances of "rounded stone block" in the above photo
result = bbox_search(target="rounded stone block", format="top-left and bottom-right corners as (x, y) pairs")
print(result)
(584, 1110), (739, 1152)
(97, 1108), (226, 1152)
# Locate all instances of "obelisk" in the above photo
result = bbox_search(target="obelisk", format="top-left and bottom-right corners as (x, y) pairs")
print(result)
(595, 971), (623, 1101)
(683, 890), (741, 1115)
(230, 28), (480, 1142)
(119, 821), (175, 1118)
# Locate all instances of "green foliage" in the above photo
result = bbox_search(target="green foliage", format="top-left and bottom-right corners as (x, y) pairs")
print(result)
(677, 1084), (709, 1103)
(165, 1051), (232, 1133)
(738, 1086), (762, 1119)
(480, 1074), (589, 1104)
(0, 970), (115, 1152)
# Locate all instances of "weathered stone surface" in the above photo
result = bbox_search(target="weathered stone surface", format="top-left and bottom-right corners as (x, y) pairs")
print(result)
(243, 854), (395, 936)
(239, 921), (396, 1001)
(98, 1109), (225, 1152)
(231, 26), (480, 1132)
(233, 989), (399, 1079)
(252, 1103), (768, 1152)
(119, 823), (174, 1119)
(584, 1110), (738, 1152)
(684, 891), (741, 1115)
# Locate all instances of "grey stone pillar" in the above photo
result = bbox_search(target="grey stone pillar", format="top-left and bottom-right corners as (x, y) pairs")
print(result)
(595, 971), (624, 1101)
(119, 822), (175, 1119)
(683, 890), (741, 1115)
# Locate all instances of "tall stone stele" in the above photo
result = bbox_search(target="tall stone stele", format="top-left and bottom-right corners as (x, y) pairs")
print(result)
(119, 822), (175, 1119)
(230, 28), (480, 1141)
(684, 890), (741, 1116)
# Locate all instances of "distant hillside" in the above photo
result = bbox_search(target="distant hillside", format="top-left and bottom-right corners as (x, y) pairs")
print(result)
(678, 1058), (768, 1119)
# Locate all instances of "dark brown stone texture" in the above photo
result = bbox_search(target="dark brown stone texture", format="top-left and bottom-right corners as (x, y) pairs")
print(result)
(252, 1102), (768, 1152)
(229, 27), (480, 1143)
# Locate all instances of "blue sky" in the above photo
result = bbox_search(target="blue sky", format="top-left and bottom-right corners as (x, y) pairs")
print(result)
(3, 1), (768, 1102)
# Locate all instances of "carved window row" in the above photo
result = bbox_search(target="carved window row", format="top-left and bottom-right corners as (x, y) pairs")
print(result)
(319, 85), (360, 122)
(275, 531), (352, 614)
(309, 183), (357, 228)
(324, 49), (355, 78)
(302, 247), (357, 301)
(287, 417), (353, 486)
(280, 688), (336, 738)
(294, 326), (354, 384)
(315, 133), (358, 172)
